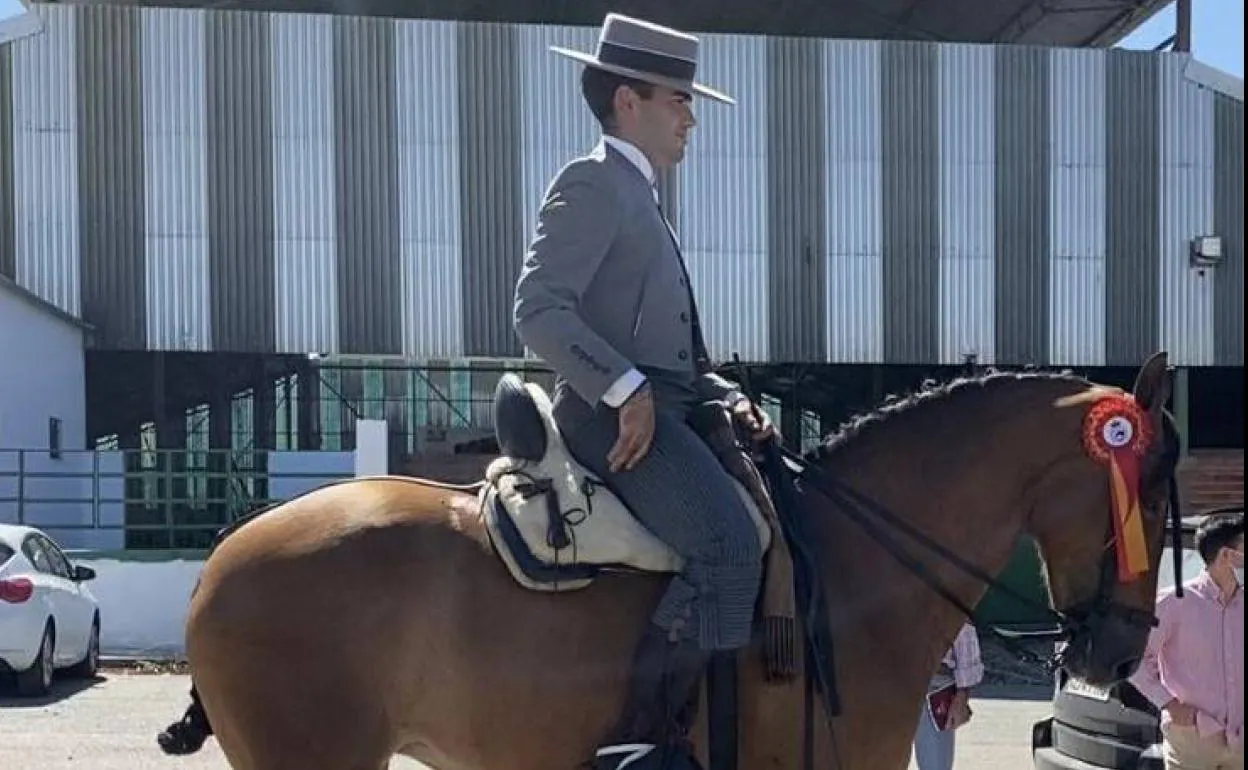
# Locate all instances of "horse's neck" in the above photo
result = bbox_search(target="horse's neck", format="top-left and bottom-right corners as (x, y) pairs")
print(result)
(812, 380), (1078, 699)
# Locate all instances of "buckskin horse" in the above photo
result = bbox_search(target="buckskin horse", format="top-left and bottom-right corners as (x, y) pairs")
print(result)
(156, 352), (1182, 770)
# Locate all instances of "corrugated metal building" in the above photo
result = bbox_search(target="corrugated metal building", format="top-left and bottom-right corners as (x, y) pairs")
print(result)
(0, 3), (1242, 367)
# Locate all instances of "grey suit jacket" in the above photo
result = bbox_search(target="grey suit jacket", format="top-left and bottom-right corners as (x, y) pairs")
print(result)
(513, 141), (741, 419)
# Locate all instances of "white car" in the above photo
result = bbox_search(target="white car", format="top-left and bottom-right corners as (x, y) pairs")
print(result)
(0, 524), (101, 696)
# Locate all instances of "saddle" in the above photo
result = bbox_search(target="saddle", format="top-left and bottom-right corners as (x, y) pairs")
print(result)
(479, 374), (799, 680)
(480, 375), (772, 591)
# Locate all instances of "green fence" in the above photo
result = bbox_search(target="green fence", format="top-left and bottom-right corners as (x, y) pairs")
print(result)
(0, 447), (352, 550)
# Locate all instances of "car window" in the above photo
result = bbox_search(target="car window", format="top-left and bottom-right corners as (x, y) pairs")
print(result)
(0, 542), (13, 567)
(21, 535), (54, 574)
(37, 535), (73, 579)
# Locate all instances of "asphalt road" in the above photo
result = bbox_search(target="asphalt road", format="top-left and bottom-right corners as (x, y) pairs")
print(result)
(0, 673), (1055, 770)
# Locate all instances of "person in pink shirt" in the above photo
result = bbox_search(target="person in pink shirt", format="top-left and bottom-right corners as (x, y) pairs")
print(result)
(1130, 511), (1243, 770)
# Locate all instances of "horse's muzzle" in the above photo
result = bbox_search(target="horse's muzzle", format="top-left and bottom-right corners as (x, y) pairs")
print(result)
(1059, 611), (1151, 687)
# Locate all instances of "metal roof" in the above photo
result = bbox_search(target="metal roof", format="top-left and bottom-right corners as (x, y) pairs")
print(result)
(48, 0), (1174, 48)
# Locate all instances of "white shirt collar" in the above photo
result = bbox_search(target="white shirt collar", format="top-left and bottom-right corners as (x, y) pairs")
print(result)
(602, 134), (655, 187)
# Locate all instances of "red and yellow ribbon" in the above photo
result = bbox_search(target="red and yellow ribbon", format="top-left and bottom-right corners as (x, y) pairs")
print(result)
(1081, 395), (1153, 583)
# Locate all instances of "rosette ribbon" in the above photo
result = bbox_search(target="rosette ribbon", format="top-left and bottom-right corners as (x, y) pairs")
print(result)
(1082, 395), (1153, 583)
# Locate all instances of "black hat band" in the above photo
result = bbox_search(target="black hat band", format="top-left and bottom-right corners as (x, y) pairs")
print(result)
(597, 40), (697, 82)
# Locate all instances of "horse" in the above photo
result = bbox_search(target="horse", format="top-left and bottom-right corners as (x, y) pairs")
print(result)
(155, 352), (1181, 770)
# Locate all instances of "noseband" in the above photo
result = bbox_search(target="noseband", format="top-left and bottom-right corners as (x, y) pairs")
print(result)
(1059, 476), (1184, 637)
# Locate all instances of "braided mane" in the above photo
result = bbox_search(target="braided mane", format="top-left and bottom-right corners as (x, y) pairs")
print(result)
(802, 367), (1095, 464)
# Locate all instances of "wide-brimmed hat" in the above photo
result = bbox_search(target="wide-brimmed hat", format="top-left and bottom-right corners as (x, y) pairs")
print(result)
(550, 13), (734, 105)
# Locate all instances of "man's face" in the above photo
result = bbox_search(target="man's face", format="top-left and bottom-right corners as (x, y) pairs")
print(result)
(619, 84), (696, 169)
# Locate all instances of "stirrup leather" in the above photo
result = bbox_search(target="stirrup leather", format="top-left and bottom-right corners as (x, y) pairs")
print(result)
(596, 742), (656, 769)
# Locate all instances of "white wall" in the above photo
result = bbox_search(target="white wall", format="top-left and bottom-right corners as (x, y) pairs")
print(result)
(0, 282), (93, 545)
(77, 556), (205, 657)
(0, 281), (87, 452)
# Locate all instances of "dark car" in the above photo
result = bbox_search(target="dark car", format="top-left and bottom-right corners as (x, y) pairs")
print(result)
(1032, 506), (1241, 770)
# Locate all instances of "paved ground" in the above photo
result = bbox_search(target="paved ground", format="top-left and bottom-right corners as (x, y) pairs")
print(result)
(0, 673), (1054, 769)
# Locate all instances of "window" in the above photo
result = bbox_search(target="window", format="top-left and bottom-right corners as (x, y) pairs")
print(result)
(37, 536), (73, 580)
(22, 536), (52, 574)
(48, 417), (62, 459)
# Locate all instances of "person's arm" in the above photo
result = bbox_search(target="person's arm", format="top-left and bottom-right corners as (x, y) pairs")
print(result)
(944, 624), (983, 730)
(513, 161), (639, 407)
(950, 624), (985, 691)
(1128, 593), (1176, 709)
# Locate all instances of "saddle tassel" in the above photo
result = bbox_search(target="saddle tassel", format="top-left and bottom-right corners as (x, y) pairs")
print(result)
(760, 522), (799, 682)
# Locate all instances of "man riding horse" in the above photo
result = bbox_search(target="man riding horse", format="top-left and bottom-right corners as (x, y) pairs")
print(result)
(512, 13), (776, 770)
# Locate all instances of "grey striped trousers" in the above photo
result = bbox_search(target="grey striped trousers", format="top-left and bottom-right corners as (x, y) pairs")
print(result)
(560, 403), (763, 651)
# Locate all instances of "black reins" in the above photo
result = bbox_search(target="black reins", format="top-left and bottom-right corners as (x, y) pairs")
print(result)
(728, 362), (1184, 770)
(776, 445), (1182, 665)
(733, 359), (1184, 677)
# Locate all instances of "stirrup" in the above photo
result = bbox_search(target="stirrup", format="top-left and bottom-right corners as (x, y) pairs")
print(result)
(595, 742), (656, 769)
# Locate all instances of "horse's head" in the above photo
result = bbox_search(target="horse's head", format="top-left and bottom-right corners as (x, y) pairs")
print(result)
(1026, 352), (1181, 686)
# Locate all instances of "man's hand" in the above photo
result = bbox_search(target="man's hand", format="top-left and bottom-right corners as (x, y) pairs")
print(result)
(608, 383), (655, 473)
(730, 396), (776, 443)
(1164, 700), (1198, 727)
(947, 690), (973, 730)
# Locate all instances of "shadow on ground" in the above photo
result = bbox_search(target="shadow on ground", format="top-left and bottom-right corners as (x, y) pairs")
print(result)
(973, 683), (1055, 702)
(0, 673), (106, 708)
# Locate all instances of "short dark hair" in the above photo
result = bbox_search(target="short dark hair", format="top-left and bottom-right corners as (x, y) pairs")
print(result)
(1195, 511), (1244, 565)
(581, 67), (655, 130)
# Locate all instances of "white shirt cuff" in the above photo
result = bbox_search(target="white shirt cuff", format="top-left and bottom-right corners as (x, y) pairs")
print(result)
(601, 368), (647, 408)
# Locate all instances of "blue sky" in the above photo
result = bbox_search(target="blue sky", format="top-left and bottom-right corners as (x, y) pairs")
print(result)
(1118, 0), (1244, 78)
(3, 0), (1244, 79)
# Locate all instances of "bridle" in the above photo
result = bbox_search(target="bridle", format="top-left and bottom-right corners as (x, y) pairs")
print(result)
(775, 440), (1183, 670)
(758, 439), (1183, 770)
(729, 361), (1183, 770)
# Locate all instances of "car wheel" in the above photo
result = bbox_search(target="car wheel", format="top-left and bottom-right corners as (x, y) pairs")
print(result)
(15, 622), (55, 697)
(67, 616), (100, 679)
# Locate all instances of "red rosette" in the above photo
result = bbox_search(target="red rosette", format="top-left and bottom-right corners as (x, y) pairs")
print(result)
(1081, 395), (1152, 582)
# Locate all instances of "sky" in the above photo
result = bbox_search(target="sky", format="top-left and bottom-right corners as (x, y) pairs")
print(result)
(1, 0), (1244, 79)
(1, 0), (41, 47)
(1118, 0), (1244, 78)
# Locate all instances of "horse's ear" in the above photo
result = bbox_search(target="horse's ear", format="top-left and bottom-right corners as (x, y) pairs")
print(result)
(1132, 351), (1172, 414)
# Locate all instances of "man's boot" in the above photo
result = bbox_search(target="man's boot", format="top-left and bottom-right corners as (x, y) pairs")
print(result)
(593, 624), (710, 770)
